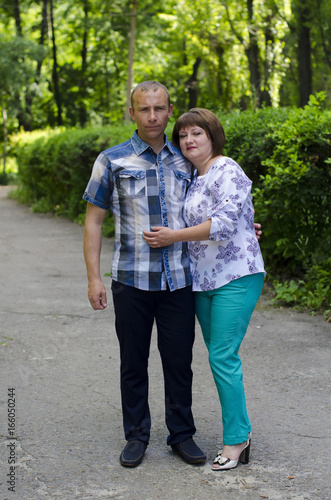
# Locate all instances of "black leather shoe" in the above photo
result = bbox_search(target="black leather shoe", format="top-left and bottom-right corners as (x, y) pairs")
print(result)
(120, 440), (147, 467)
(171, 437), (206, 464)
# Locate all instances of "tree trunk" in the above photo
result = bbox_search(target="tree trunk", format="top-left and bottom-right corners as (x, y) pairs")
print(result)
(11, 0), (48, 131)
(245, 0), (261, 107)
(224, 0), (262, 108)
(215, 42), (224, 101)
(50, 0), (63, 125)
(261, 20), (274, 107)
(297, 5), (312, 106)
(23, 0), (49, 131)
(2, 107), (8, 175)
(124, 0), (137, 121)
(79, 0), (89, 127)
(12, 0), (28, 129)
(186, 57), (202, 109)
(36, 0), (48, 83)
(13, 0), (22, 36)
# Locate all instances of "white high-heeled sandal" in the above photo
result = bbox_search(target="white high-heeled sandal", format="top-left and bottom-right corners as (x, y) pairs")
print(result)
(212, 433), (251, 471)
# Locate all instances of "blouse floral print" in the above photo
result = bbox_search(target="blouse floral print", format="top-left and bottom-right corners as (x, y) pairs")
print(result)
(183, 156), (266, 292)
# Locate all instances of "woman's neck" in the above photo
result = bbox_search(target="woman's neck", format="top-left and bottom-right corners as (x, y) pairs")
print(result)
(195, 155), (222, 176)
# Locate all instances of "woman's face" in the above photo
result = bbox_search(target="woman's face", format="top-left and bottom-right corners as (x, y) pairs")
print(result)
(178, 125), (213, 166)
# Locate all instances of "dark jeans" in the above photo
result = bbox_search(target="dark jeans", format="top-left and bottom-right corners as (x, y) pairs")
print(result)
(111, 280), (196, 446)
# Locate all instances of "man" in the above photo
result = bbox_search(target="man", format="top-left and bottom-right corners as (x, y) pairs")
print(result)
(83, 81), (205, 467)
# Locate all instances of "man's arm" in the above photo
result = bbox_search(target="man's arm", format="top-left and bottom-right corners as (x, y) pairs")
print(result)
(83, 202), (108, 310)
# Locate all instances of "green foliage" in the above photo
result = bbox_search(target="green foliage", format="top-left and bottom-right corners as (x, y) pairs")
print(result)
(1, 0), (331, 131)
(219, 98), (330, 313)
(0, 171), (9, 185)
(253, 93), (331, 277)
(272, 259), (331, 312)
(0, 34), (45, 102)
(0, 34), (46, 132)
(12, 123), (135, 221)
(222, 107), (289, 184)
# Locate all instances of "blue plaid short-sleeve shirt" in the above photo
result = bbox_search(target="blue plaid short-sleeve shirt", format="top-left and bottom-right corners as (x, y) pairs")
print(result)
(83, 131), (193, 291)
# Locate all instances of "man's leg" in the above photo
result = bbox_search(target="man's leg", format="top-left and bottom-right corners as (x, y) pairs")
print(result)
(155, 286), (196, 444)
(155, 286), (206, 463)
(112, 280), (155, 444)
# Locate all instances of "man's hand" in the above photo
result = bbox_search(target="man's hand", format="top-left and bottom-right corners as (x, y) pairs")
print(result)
(88, 278), (107, 310)
(254, 222), (262, 240)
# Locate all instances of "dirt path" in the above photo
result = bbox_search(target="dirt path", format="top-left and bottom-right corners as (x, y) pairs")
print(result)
(0, 186), (330, 500)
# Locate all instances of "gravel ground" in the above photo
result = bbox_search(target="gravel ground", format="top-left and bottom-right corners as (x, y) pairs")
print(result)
(0, 186), (330, 500)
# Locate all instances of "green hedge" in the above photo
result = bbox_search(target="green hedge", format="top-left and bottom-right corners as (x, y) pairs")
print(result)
(222, 96), (331, 267)
(223, 95), (331, 313)
(222, 107), (289, 185)
(12, 123), (135, 235)
(11, 96), (331, 313)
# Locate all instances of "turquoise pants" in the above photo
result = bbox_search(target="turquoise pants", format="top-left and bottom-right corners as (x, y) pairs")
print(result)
(195, 273), (264, 445)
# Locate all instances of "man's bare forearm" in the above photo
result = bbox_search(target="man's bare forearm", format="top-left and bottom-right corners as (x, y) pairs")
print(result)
(83, 203), (108, 309)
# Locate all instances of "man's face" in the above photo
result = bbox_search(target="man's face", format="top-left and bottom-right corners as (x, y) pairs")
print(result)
(129, 89), (173, 146)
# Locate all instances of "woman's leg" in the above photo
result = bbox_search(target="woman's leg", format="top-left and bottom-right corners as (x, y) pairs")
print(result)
(195, 273), (264, 445)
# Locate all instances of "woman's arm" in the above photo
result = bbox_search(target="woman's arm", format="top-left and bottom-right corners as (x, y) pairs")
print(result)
(143, 220), (262, 248)
(143, 220), (212, 248)
(144, 219), (262, 248)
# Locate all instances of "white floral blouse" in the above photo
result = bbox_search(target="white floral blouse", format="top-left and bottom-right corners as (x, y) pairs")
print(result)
(183, 156), (266, 292)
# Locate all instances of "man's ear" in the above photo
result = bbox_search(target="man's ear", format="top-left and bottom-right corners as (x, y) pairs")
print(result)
(168, 104), (173, 118)
(129, 107), (135, 120)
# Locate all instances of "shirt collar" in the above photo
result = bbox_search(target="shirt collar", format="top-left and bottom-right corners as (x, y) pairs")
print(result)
(131, 130), (175, 156)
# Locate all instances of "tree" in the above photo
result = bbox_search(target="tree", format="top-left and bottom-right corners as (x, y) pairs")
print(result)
(280, 0), (331, 106)
(0, 0), (330, 131)
(50, 0), (62, 125)
(124, 0), (137, 121)
(0, 35), (42, 170)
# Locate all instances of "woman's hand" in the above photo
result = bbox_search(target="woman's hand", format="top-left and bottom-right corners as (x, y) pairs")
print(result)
(254, 223), (262, 240)
(143, 221), (260, 247)
(143, 226), (175, 247)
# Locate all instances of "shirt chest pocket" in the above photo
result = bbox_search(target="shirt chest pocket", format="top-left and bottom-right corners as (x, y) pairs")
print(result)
(173, 171), (191, 200)
(115, 170), (146, 198)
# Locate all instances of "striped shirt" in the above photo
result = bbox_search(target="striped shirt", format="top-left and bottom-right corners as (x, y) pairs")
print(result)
(83, 131), (193, 291)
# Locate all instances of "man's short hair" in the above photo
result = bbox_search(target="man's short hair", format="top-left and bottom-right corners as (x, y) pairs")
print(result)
(172, 108), (226, 157)
(131, 81), (171, 110)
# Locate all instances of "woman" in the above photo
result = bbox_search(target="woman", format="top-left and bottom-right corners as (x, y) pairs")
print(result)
(143, 108), (266, 470)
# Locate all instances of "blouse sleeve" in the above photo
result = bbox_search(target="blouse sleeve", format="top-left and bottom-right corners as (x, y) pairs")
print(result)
(208, 159), (252, 241)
